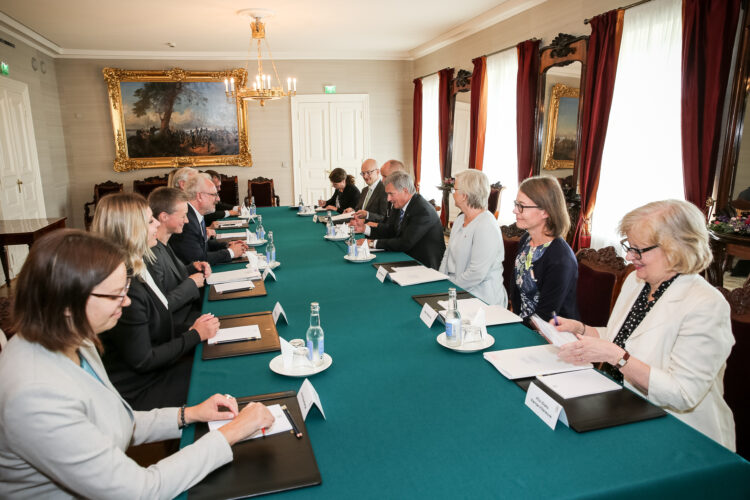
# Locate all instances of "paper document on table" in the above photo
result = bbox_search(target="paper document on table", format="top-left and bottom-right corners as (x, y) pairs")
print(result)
(437, 298), (522, 325)
(207, 324), (261, 345)
(216, 231), (245, 240)
(216, 220), (244, 228)
(530, 314), (577, 346)
(214, 280), (255, 294)
(388, 266), (449, 286)
(208, 404), (292, 440)
(536, 369), (622, 399)
(207, 268), (261, 285)
(331, 213), (354, 222)
(483, 344), (591, 380)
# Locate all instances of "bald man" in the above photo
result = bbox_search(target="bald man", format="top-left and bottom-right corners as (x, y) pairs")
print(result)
(354, 159), (406, 224)
(343, 159), (388, 219)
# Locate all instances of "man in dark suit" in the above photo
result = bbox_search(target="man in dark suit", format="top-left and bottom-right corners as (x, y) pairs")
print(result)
(147, 187), (210, 330)
(343, 159), (388, 220)
(354, 159), (406, 225)
(204, 170), (239, 226)
(169, 173), (247, 266)
(352, 170), (445, 269)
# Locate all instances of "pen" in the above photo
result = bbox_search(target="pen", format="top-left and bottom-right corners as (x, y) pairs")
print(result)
(552, 311), (560, 327)
(281, 404), (303, 439)
(261, 427), (266, 437)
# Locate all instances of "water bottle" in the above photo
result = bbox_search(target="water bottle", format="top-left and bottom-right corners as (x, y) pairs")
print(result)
(265, 231), (275, 264)
(256, 215), (265, 240)
(306, 302), (325, 366)
(250, 196), (256, 216)
(347, 226), (356, 256)
(445, 288), (462, 347)
(326, 211), (334, 236)
(298, 194), (304, 207)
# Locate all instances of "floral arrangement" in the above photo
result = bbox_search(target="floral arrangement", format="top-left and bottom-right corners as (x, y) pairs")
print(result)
(438, 177), (455, 190)
(710, 215), (750, 235)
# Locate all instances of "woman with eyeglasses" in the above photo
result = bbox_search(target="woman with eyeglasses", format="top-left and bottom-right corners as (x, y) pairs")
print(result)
(511, 176), (579, 323)
(439, 170), (507, 306)
(92, 193), (220, 410)
(318, 167), (361, 213)
(0, 229), (274, 499)
(551, 200), (735, 450)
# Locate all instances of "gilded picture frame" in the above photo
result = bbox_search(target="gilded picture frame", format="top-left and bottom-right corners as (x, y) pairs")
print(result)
(543, 83), (580, 171)
(103, 67), (252, 172)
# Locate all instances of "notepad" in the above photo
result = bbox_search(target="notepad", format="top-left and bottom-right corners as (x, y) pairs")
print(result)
(388, 266), (449, 286)
(207, 403), (292, 440)
(437, 298), (522, 325)
(207, 268), (261, 285)
(483, 344), (591, 380)
(207, 324), (261, 345)
(214, 280), (255, 294)
(331, 213), (354, 222)
(530, 314), (577, 347)
(536, 369), (622, 399)
(216, 220), (244, 228)
(216, 231), (246, 240)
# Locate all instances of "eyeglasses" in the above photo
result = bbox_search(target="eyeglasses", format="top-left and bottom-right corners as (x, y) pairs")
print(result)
(91, 277), (131, 304)
(200, 191), (220, 199)
(620, 239), (659, 259)
(513, 201), (540, 213)
(361, 169), (378, 178)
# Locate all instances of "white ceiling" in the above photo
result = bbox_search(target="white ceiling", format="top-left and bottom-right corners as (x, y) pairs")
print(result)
(0, 0), (546, 60)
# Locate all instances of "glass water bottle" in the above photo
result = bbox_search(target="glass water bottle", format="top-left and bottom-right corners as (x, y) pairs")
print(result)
(256, 215), (265, 240)
(445, 288), (462, 347)
(306, 302), (325, 366)
(265, 231), (275, 264)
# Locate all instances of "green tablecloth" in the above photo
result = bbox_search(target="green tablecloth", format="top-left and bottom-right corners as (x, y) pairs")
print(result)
(180, 207), (750, 499)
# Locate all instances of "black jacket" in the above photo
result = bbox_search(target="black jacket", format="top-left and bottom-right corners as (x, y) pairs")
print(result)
(369, 193), (446, 270)
(325, 184), (360, 213)
(168, 204), (231, 266)
(147, 241), (201, 331)
(355, 180), (388, 218)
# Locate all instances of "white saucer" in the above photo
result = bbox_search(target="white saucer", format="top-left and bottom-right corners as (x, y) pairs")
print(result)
(297, 212), (315, 217)
(436, 332), (495, 353)
(246, 239), (267, 246)
(344, 254), (376, 263)
(269, 353), (333, 377)
(325, 234), (349, 241)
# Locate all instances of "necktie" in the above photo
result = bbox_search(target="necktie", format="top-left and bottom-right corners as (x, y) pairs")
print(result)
(362, 186), (373, 210)
(398, 209), (405, 229)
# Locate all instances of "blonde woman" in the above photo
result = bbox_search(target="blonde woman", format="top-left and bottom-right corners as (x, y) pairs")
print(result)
(554, 200), (735, 451)
(440, 170), (506, 306)
(92, 193), (219, 410)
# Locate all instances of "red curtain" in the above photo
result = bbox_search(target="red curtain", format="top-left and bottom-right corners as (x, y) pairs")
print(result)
(438, 68), (455, 225)
(412, 78), (423, 190)
(682, 0), (742, 213)
(516, 39), (540, 183)
(572, 9), (624, 251)
(468, 56), (487, 171)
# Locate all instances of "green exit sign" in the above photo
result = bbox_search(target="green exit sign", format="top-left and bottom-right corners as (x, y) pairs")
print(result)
(0, 62), (8, 76)
(324, 85), (336, 94)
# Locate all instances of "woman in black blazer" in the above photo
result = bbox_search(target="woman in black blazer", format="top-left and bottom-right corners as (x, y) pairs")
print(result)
(319, 168), (360, 213)
(92, 193), (220, 410)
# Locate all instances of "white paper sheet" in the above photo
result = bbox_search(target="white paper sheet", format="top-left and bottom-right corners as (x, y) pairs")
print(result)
(207, 324), (261, 345)
(331, 213), (354, 222)
(216, 220), (244, 228)
(214, 280), (255, 294)
(483, 344), (591, 380)
(208, 404), (292, 440)
(216, 231), (245, 240)
(437, 298), (522, 325)
(388, 266), (449, 286)
(207, 268), (260, 285)
(530, 314), (578, 347)
(536, 369), (622, 399)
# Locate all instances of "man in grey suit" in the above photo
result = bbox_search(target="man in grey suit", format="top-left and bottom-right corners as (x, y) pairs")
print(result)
(344, 159), (388, 219)
(148, 187), (211, 330)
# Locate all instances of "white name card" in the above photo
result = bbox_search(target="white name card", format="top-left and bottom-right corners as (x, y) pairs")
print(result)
(272, 301), (288, 325)
(376, 266), (388, 283)
(297, 378), (326, 420)
(525, 382), (567, 430)
(262, 266), (277, 281)
(420, 302), (439, 328)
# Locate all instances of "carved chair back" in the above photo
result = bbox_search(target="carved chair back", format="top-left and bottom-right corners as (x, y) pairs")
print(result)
(84, 180), (123, 230)
(133, 173), (169, 199)
(576, 246), (634, 327)
(501, 224), (526, 305)
(247, 177), (279, 207)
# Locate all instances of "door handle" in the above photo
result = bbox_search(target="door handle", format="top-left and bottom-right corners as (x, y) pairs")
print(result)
(16, 179), (23, 193)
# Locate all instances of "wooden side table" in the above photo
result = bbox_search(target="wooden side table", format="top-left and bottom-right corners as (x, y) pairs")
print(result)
(707, 229), (750, 287)
(0, 217), (67, 287)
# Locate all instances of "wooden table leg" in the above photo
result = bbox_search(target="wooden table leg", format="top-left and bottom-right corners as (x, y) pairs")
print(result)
(0, 245), (10, 288)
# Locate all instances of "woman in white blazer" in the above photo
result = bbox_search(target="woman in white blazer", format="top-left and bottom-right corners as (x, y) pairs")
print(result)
(554, 200), (735, 451)
(0, 230), (274, 499)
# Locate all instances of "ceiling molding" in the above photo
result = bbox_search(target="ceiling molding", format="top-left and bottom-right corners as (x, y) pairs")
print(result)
(409, 0), (548, 60)
(0, 12), (61, 58)
(54, 49), (413, 61)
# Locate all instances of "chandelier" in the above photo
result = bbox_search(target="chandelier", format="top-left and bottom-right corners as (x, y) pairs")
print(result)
(225, 9), (297, 106)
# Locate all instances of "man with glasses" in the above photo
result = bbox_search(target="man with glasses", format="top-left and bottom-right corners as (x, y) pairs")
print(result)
(204, 170), (240, 227)
(169, 173), (247, 266)
(353, 159), (406, 225)
(344, 159), (388, 219)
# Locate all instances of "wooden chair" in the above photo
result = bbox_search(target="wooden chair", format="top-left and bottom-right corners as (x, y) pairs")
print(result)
(133, 173), (169, 199)
(217, 173), (239, 207)
(576, 246), (634, 327)
(501, 224), (525, 303)
(0, 297), (14, 351)
(488, 182), (503, 219)
(247, 177), (279, 207)
(83, 180), (123, 230)
(716, 283), (750, 459)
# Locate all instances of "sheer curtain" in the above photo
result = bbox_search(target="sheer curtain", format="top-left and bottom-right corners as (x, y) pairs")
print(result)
(419, 73), (442, 204)
(591, 0), (683, 251)
(483, 49), (518, 225)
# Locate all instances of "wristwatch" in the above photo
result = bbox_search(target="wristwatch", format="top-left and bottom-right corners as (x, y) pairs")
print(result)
(616, 350), (631, 369)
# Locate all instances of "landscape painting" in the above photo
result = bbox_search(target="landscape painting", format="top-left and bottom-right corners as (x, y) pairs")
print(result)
(543, 83), (580, 170)
(103, 67), (252, 171)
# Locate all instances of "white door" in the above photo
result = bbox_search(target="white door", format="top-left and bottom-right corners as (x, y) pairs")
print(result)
(292, 95), (370, 204)
(449, 101), (471, 223)
(0, 77), (46, 280)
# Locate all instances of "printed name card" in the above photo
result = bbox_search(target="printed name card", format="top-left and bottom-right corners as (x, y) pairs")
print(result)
(280, 337), (293, 370)
(262, 266), (277, 281)
(376, 266), (388, 283)
(525, 382), (567, 430)
(297, 378), (326, 420)
(420, 302), (439, 328)
(272, 301), (288, 325)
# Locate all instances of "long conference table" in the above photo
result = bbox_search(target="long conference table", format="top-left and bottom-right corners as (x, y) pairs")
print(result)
(179, 207), (750, 499)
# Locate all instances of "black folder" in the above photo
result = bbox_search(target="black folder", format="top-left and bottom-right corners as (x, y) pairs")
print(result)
(188, 391), (322, 499)
(371, 260), (421, 273)
(514, 377), (666, 432)
(202, 312), (280, 360)
(411, 290), (474, 311)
